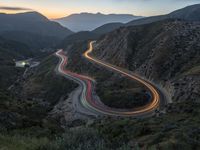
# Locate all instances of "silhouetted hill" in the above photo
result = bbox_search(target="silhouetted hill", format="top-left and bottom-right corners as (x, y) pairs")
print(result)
(0, 11), (73, 38)
(92, 22), (124, 35)
(54, 12), (143, 32)
(127, 4), (200, 26)
(59, 31), (100, 48)
(169, 4), (200, 20)
(0, 11), (48, 22)
(60, 23), (124, 46)
(0, 11), (73, 49)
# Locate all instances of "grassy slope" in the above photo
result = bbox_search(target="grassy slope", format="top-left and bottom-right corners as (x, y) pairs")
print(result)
(1, 100), (199, 150)
(95, 101), (200, 150)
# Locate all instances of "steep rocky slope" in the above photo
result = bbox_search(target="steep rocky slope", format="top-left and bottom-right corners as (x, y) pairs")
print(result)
(92, 19), (200, 103)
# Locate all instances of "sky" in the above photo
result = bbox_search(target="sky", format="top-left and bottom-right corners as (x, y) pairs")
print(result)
(0, 0), (199, 19)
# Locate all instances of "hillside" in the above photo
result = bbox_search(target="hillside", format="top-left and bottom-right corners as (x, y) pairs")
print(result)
(0, 37), (32, 89)
(92, 19), (200, 103)
(1, 19), (200, 149)
(1, 31), (61, 50)
(12, 55), (77, 106)
(54, 12), (142, 32)
(0, 20), (200, 150)
(0, 54), (73, 150)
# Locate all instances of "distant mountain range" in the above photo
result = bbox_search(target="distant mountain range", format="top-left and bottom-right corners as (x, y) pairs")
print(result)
(0, 11), (73, 50)
(54, 13), (143, 32)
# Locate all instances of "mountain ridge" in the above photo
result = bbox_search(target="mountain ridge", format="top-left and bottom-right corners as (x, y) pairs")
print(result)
(0, 11), (48, 22)
(127, 4), (200, 26)
(90, 4), (200, 36)
(54, 12), (143, 32)
(0, 11), (73, 38)
(0, 11), (73, 50)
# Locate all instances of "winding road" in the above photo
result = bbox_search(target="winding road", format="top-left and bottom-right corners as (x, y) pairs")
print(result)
(55, 41), (166, 117)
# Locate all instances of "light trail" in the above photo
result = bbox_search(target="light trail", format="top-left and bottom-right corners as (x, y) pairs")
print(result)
(82, 41), (161, 116)
(55, 41), (162, 117)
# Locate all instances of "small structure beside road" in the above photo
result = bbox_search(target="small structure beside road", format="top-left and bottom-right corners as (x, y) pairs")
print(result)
(15, 58), (40, 68)
(15, 60), (30, 68)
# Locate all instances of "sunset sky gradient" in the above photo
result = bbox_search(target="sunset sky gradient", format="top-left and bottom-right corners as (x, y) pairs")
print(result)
(0, 0), (199, 19)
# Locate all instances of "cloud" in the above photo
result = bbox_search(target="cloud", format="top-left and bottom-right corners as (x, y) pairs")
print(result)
(0, 6), (32, 11)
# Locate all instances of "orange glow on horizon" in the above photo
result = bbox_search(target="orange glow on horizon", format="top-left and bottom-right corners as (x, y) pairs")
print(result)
(0, 8), (159, 19)
(0, 10), (69, 19)
(42, 12), (69, 19)
(1, 0), (199, 20)
(0, 10), (28, 14)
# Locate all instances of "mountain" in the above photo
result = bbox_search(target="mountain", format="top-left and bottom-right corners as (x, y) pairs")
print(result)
(0, 11), (73, 38)
(0, 11), (73, 49)
(54, 12), (143, 32)
(92, 22), (124, 35)
(127, 4), (200, 26)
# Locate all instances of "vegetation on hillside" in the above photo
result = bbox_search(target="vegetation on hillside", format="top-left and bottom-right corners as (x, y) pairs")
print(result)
(0, 5), (200, 149)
